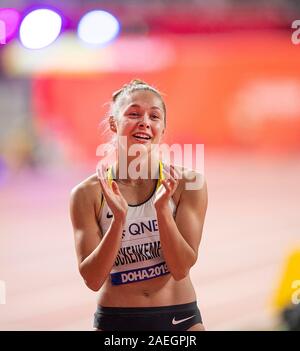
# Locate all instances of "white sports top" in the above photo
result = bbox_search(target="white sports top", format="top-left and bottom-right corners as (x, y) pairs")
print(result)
(98, 161), (177, 285)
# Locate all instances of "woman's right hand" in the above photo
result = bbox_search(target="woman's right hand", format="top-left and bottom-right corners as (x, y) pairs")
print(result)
(97, 164), (128, 224)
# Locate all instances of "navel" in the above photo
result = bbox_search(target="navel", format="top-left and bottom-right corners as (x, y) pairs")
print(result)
(142, 290), (150, 298)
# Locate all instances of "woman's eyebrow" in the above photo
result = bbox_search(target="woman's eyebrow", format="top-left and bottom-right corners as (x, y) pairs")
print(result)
(127, 104), (140, 109)
(151, 106), (162, 111)
(127, 104), (162, 111)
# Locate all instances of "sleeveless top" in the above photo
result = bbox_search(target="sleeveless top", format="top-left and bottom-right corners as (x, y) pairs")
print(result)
(98, 161), (177, 285)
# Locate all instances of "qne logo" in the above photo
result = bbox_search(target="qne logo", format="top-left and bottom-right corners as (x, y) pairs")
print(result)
(0, 20), (6, 44)
(122, 219), (159, 236)
(0, 280), (6, 304)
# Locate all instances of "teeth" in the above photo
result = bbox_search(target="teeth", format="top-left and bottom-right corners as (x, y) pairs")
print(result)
(133, 133), (151, 139)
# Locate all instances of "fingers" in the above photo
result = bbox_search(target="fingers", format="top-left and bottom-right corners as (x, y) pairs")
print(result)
(97, 164), (108, 183)
(111, 180), (121, 195)
(97, 163), (106, 180)
(163, 166), (179, 189)
(169, 164), (183, 183)
(161, 179), (170, 191)
(97, 164), (111, 198)
(170, 164), (181, 180)
(163, 164), (177, 179)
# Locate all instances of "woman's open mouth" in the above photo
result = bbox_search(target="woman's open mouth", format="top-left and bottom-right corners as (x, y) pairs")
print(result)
(132, 133), (152, 143)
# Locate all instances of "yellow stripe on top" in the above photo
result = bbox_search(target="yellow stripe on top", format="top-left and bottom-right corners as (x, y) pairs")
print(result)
(156, 160), (164, 190)
(107, 165), (113, 188)
(99, 166), (113, 212)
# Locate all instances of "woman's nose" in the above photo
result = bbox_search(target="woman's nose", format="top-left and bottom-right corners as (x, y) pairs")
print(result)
(138, 115), (150, 128)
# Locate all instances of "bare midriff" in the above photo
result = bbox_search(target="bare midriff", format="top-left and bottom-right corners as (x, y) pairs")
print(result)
(97, 273), (197, 307)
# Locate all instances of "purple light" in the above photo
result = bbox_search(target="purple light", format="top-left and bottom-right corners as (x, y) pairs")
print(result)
(0, 8), (21, 43)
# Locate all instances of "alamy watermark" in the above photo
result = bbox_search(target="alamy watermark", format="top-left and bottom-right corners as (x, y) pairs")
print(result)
(291, 279), (300, 305)
(291, 20), (300, 45)
(96, 138), (205, 190)
(0, 280), (6, 304)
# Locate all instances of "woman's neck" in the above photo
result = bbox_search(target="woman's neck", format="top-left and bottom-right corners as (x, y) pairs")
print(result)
(113, 154), (160, 185)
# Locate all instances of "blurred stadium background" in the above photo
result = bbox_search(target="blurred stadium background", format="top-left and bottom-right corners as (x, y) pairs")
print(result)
(0, 0), (300, 330)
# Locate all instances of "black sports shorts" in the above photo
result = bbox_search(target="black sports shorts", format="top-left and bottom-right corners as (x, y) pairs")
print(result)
(93, 301), (202, 331)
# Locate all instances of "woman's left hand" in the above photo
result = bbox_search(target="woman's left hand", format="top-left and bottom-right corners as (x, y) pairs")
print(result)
(154, 164), (180, 210)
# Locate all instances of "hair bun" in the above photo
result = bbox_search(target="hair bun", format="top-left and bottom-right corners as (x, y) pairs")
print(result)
(129, 79), (147, 86)
(112, 79), (146, 101)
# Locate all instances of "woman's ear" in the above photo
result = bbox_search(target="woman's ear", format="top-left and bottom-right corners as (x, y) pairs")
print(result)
(109, 116), (117, 133)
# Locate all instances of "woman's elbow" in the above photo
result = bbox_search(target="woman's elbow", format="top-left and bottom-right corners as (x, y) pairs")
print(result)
(171, 257), (197, 281)
(171, 269), (189, 281)
(79, 266), (102, 291)
(84, 279), (101, 292)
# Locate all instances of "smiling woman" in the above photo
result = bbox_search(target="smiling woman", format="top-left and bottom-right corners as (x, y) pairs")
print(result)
(106, 80), (166, 155)
(69, 79), (208, 331)
(110, 90), (164, 147)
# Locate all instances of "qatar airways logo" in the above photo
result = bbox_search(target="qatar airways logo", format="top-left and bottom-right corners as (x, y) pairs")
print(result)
(96, 137), (205, 190)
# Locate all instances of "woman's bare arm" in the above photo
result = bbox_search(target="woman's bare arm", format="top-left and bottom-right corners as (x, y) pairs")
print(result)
(155, 168), (208, 280)
(70, 183), (124, 291)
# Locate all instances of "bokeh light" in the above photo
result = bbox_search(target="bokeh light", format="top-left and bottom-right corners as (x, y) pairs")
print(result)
(19, 9), (62, 49)
(77, 10), (120, 46)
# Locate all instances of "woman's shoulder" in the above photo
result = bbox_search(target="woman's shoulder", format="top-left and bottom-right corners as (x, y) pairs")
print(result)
(171, 165), (207, 212)
(70, 173), (101, 205)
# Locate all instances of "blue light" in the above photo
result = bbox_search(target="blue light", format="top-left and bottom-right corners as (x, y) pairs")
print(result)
(77, 10), (120, 46)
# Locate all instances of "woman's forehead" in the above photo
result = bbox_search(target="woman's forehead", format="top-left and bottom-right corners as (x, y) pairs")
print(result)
(122, 90), (163, 109)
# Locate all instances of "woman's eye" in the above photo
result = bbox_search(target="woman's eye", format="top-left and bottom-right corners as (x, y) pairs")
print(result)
(129, 112), (139, 117)
(151, 115), (160, 119)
